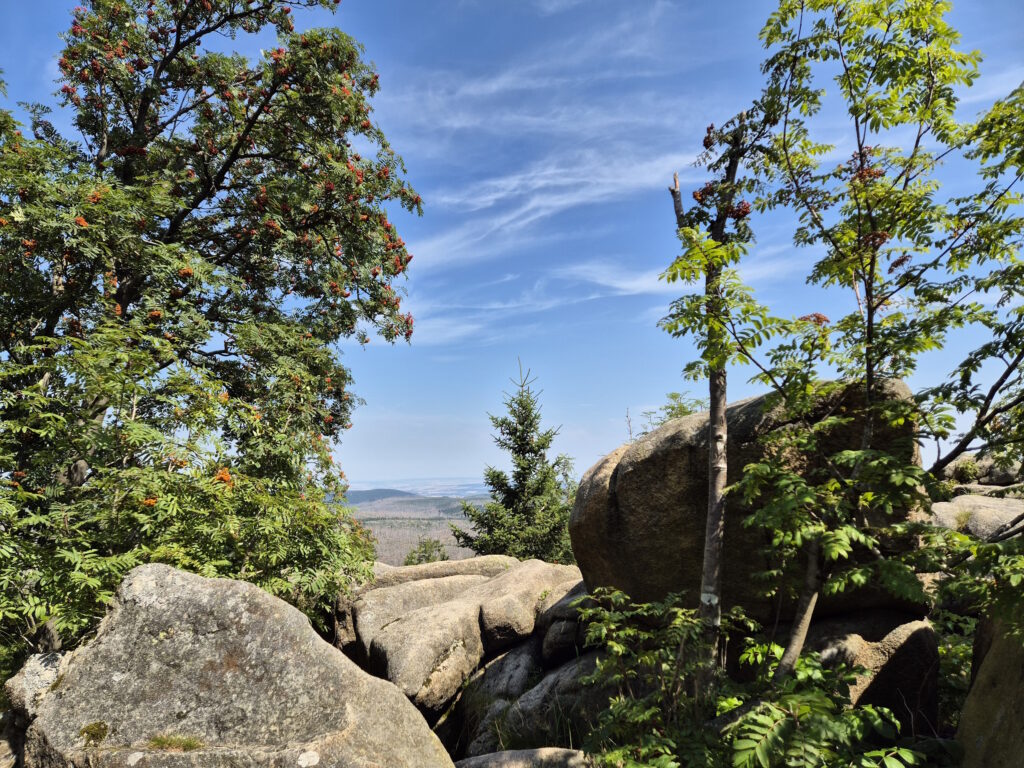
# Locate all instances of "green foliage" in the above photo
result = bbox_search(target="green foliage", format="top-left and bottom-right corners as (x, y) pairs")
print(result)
(735, 395), (931, 611)
(950, 457), (980, 484)
(578, 588), (730, 767)
(403, 536), (449, 566)
(930, 609), (976, 735)
(758, 0), (1024, 482)
(1, 0), (419, 655)
(452, 365), (576, 564)
(579, 588), (935, 768)
(622, 0), (1024, 763)
(639, 392), (709, 436)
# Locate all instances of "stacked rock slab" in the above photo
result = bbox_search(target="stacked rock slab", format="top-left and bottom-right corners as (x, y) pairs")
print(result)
(336, 558), (602, 759)
(569, 381), (921, 618)
(336, 555), (520, 658)
(6, 564), (454, 768)
(339, 558), (582, 721)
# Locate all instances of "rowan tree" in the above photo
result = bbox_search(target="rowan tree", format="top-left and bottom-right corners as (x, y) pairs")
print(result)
(589, 2), (1024, 763)
(746, 0), (1024, 682)
(662, 109), (774, 704)
(0, 0), (420, 658)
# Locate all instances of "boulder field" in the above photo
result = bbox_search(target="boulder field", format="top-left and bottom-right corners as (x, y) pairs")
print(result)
(335, 558), (601, 759)
(5, 387), (1024, 765)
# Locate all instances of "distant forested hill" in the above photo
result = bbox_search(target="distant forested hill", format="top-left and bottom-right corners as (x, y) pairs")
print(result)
(344, 490), (488, 564)
(344, 488), (419, 504)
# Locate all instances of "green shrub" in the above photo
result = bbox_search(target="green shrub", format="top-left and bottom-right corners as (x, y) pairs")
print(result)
(452, 365), (576, 564)
(577, 588), (947, 768)
(952, 458), (981, 484)
(404, 537), (449, 566)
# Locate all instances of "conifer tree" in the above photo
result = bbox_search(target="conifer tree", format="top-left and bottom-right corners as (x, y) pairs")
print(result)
(452, 365), (575, 564)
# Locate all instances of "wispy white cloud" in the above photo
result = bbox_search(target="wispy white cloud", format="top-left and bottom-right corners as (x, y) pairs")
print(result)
(554, 260), (679, 296)
(532, 0), (589, 15)
(959, 65), (1024, 106)
(407, 314), (487, 346)
(432, 148), (699, 212)
(410, 150), (700, 272)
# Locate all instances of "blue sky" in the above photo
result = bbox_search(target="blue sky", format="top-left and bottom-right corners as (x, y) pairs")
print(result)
(3, 1), (1022, 487)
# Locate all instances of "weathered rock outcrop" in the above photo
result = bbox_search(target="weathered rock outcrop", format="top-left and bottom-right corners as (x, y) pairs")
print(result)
(343, 559), (580, 720)
(10, 564), (454, 768)
(4, 652), (61, 721)
(443, 643), (605, 759)
(336, 556), (519, 650)
(456, 748), (592, 767)
(809, 611), (939, 735)
(445, 641), (546, 757)
(957, 623), (1024, 768)
(943, 454), (1022, 487)
(497, 653), (603, 752)
(535, 582), (589, 668)
(931, 495), (1024, 540)
(569, 381), (920, 617)
(0, 712), (17, 768)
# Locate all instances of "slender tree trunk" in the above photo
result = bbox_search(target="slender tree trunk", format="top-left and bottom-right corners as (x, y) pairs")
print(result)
(669, 126), (744, 701)
(698, 360), (728, 677)
(772, 539), (822, 681)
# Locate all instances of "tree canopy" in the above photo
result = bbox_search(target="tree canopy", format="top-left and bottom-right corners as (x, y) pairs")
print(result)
(0, 0), (420, 652)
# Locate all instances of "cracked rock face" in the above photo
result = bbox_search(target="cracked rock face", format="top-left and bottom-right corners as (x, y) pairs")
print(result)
(346, 559), (581, 720)
(19, 564), (454, 768)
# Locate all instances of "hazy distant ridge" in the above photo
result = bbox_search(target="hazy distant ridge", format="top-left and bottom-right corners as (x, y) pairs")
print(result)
(344, 485), (487, 565)
(344, 488), (419, 504)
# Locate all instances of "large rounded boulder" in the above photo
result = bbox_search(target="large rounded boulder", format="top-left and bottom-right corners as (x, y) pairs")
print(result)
(10, 564), (454, 768)
(569, 381), (920, 618)
(957, 622), (1024, 768)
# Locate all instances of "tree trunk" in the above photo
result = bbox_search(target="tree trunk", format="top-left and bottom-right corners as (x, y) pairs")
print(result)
(697, 361), (728, 683)
(772, 539), (822, 682)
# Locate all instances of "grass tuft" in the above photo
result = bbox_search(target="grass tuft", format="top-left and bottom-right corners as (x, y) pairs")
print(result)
(148, 734), (205, 752)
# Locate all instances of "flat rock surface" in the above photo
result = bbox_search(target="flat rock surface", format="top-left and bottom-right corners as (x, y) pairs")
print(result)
(932, 495), (1024, 540)
(369, 556), (520, 590)
(21, 564), (453, 768)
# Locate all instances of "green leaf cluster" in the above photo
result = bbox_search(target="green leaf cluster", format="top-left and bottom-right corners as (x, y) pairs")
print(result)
(1, 0), (421, 656)
(578, 588), (944, 768)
